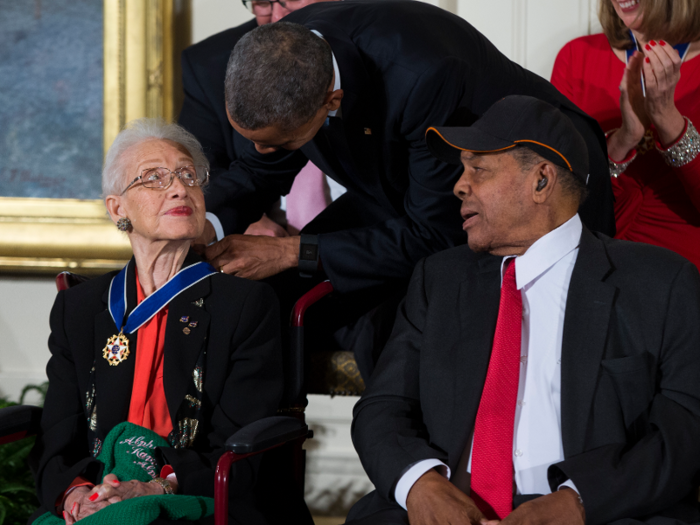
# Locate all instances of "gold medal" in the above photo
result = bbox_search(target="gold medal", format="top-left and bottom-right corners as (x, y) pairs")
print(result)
(103, 332), (130, 366)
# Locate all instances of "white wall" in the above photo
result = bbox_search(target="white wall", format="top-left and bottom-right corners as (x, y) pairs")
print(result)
(0, 0), (604, 516)
(192, 0), (253, 44)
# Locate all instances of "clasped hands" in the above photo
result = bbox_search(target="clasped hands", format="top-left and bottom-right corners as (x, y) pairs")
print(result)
(62, 474), (173, 523)
(609, 39), (685, 161)
(406, 470), (584, 525)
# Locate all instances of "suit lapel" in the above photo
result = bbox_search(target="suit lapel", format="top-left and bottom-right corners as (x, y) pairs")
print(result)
(93, 259), (138, 437)
(301, 30), (394, 209)
(448, 255), (502, 468)
(163, 253), (212, 429)
(560, 228), (616, 457)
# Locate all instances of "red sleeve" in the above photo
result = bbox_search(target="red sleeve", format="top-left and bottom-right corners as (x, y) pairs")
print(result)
(657, 122), (700, 212)
(672, 155), (700, 211)
(551, 41), (574, 98)
(610, 174), (643, 238)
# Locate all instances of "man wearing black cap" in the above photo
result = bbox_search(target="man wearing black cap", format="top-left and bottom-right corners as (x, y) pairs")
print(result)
(348, 95), (700, 525)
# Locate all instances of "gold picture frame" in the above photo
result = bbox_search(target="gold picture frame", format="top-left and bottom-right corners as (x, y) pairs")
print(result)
(0, 0), (191, 275)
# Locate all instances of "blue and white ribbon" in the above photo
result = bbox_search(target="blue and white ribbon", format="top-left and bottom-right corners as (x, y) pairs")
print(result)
(108, 261), (217, 334)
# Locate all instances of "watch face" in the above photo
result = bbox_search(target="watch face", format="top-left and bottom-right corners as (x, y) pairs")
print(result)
(301, 244), (318, 261)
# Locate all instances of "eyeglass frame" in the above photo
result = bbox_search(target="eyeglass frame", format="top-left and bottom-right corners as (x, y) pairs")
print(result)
(120, 165), (210, 195)
(240, 0), (300, 14)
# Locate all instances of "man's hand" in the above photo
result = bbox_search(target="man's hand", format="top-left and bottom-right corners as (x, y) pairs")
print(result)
(406, 469), (488, 525)
(244, 213), (290, 238)
(205, 234), (300, 280)
(495, 488), (585, 525)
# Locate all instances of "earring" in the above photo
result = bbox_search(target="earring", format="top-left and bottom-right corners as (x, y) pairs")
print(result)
(116, 218), (132, 231)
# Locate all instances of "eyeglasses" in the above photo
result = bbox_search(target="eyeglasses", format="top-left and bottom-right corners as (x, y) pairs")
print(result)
(121, 165), (209, 195)
(241, 0), (303, 15)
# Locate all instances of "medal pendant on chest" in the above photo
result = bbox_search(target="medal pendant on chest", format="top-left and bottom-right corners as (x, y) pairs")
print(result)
(103, 260), (217, 367)
(103, 331), (130, 366)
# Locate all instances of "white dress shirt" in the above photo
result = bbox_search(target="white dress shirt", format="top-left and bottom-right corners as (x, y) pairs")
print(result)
(394, 214), (583, 510)
(206, 31), (342, 242)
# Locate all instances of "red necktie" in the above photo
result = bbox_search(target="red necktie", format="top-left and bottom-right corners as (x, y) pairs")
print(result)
(470, 259), (522, 520)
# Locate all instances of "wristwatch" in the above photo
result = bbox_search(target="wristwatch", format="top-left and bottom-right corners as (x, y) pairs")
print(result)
(149, 477), (174, 495)
(298, 234), (320, 278)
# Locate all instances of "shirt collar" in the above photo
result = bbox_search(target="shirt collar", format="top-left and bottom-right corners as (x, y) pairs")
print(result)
(500, 214), (582, 289)
(310, 29), (341, 117)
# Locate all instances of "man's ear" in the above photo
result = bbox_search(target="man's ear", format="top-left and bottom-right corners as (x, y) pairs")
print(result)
(532, 163), (557, 204)
(324, 89), (344, 113)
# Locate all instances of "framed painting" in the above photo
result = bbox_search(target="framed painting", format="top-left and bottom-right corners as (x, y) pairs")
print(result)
(0, 0), (191, 274)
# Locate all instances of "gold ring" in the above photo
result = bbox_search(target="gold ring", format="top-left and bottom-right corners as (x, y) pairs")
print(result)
(219, 266), (224, 273)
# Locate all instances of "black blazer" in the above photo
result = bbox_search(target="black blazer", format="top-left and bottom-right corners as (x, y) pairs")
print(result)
(349, 228), (700, 524)
(179, 0), (616, 295)
(29, 252), (283, 522)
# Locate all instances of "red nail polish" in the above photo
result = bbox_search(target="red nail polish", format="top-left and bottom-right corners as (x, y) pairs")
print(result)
(63, 511), (67, 520)
(645, 44), (651, 51)
(650, 40), (657, 46)
(71, 502), (78, 513)
(89, 493), (98, 502)
(660, 40), (666, 46)
(645, 57), (650, 63)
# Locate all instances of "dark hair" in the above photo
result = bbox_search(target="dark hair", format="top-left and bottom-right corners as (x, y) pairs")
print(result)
(510, 146), (588, 206)
(599, 0), (700, 49)
(225, 22), (334, 131)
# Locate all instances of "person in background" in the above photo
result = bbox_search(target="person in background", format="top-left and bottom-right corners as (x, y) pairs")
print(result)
(29, 119), (293, 525)
(179, 0), (338, 240)
(552, 0), (700, 268)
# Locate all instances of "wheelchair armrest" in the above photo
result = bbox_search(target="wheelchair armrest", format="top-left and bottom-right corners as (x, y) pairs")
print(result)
(56, 271), (90, 292)
(0, 405), (43, 445)
(225, 416), (309, 454)
(291, 280), (334, 328)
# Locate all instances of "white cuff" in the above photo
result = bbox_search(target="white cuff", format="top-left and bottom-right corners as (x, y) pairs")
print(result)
(394, 459), (450, 511)
(558, 478), (580, 495)
(205, 212), (224, 243)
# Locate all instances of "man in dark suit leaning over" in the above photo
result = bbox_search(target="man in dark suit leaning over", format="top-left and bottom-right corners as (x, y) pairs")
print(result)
(179, 0), (337, 238)
(347, 96), (700, 525)
(199, 0), (615, 303)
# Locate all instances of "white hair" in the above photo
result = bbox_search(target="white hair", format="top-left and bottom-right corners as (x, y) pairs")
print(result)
(101, 118), (209, 197)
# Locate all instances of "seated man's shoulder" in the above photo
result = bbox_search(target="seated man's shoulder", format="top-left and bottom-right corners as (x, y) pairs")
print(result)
(421, 243), (490, 281)
(595, 232), (699, 282)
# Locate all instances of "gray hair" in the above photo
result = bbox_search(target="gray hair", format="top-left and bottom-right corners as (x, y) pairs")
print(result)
(101, 118), (209, 197)
(510, 146), (589, 206)
(225, 22), (334, 131)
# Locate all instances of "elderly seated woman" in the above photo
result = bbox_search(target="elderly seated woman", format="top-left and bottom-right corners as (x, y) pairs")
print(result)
(28, 119), (283, 525)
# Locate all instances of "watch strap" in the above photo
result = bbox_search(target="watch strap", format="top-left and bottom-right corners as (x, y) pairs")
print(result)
(299, 234), (320, 278)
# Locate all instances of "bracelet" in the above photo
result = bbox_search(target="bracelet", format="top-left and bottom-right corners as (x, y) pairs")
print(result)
(149, 477), (174, 495)
(656, 117), (700, 168)
(605, 128), (638, 178)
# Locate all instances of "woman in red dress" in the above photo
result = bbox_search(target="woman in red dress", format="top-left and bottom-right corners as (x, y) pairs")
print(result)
(552, 0), (700, 268)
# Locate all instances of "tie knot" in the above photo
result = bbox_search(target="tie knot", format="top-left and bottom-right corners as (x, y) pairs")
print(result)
(503, 258), (517, 288)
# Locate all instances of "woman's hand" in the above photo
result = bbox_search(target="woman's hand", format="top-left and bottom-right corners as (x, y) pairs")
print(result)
(608, 51), (648, 161)
(62, 484), (114, 524)
(642, 40), (685, 146)
(87, 474), (165, 505)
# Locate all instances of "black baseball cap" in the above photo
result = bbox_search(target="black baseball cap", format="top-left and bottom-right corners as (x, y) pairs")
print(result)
(426, 95), (589, 182)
